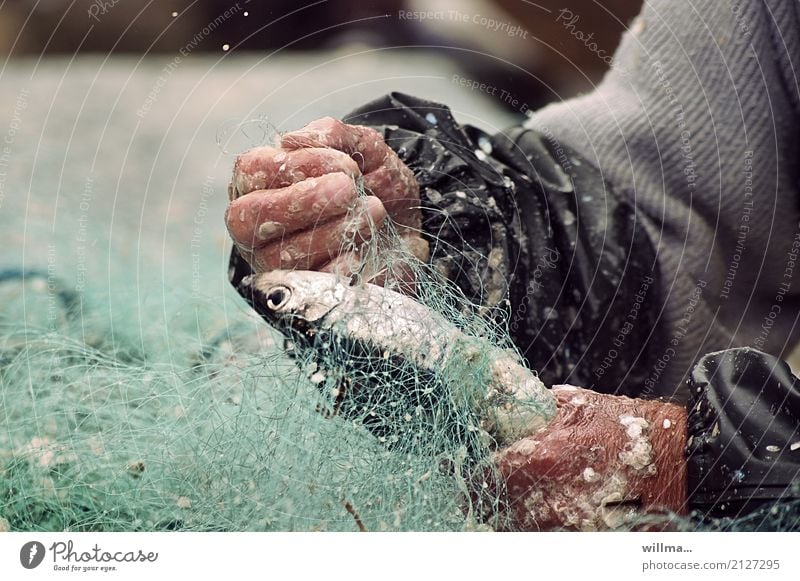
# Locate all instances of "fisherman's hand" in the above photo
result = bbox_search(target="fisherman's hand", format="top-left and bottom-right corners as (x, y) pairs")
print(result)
(494, 386), (687, 531)
(226, 117), (428, 279)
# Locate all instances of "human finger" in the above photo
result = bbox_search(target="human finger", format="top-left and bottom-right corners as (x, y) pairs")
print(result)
(226, 172), (359, 250)
(280, 117), (397, 174)
(362, 163), (421, 227)
(231, 145), (360, 198)
(250, 196), (387, 271)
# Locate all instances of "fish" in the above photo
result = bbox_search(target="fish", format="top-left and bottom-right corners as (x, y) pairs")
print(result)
(238, 269), (556, 445)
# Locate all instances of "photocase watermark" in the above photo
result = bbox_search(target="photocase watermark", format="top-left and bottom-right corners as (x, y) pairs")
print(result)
(75, 176), (94, 294)
(19, 539), (158, 573)
(452, 73), (532, 114)
(137, 58), (182, 119)
(137, 2), (243, 119)
(509, 247), (561, 334)
(87, 0), (123, 22)
(536, 122), (573, 173)
(191, 176), (216, 299)
(0, 87), (29, 211)
(594, 275), (654, 380)
(46, 244), (59, 330)
(641, 278), (707, 396)
(720, 150), (754, 300)
(752, 223), (800, 350)
(20, 541), (46, 569)
(653, 60), (697, 195)
(216, 115), (278, 155)
(731, 1), (752, 38)
(398, 9), (529, 39)
(555, 8), (628, 76)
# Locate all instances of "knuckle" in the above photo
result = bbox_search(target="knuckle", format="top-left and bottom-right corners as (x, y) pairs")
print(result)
(318, 116), (341, 130)
(361, 125), (382, 141)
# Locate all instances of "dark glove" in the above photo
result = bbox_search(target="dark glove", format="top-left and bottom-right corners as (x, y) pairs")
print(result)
(687, 347), (800, 520)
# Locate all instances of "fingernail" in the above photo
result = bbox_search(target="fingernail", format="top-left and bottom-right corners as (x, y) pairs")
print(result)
(228, 181), (239, 201)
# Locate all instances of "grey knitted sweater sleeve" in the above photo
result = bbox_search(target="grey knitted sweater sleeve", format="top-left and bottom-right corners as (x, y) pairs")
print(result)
(525, 0), (800, 399)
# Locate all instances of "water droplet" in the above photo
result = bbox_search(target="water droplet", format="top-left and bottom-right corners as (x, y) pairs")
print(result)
(425, 112), (438, 125)
(542, 307), (558, 321)
(765, 444), (781, 452)
(244, 11), (249, 16)
(171, 11), (178, 17)
(222, 43), (230, 51)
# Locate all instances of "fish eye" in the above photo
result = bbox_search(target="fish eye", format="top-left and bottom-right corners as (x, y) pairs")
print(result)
(266, 286), (291, 310)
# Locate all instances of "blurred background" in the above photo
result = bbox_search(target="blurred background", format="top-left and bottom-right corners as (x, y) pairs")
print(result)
(2, 0), (642, 108)
(0, 0), (644, 339)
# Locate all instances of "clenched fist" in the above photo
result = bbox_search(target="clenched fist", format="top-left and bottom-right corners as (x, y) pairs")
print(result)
(494, 385), (687, 531)
(225, 117), (429, 281)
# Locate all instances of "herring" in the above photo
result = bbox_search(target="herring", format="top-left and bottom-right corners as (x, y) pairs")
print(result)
(238, 269), (556, 444)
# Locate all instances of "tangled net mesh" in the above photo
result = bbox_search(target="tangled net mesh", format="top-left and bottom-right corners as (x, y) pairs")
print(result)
(0, 182), (516, 533)
(1, 177), (798, 533)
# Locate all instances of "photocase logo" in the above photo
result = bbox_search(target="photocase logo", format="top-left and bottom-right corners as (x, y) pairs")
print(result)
(20, 541), (46, 569)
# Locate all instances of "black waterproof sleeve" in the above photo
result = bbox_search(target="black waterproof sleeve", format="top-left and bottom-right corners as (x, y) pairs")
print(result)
(687, 348), (800, 519)
(344, 92), (663, 395)
(229, 92), (663, 394)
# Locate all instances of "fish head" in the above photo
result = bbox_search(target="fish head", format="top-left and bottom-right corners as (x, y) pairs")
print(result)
(238, 270), (348, 336)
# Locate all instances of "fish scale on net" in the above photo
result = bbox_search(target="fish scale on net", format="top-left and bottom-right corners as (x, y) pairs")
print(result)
(238, 269), (556, 446)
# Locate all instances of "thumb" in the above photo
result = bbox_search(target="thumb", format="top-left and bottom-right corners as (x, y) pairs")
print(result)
(280, 117), (355, 151)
